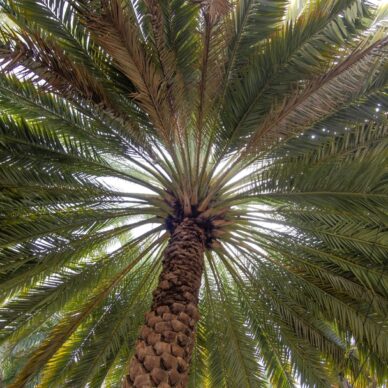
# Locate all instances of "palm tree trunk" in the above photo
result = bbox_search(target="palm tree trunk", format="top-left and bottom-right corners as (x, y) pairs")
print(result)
(125, 218), (205, 387)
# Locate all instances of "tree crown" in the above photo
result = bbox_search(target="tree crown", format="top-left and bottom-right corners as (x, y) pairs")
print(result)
(0, 0), (387, 386)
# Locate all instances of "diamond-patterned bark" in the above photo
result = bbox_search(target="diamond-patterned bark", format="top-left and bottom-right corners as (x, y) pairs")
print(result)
(125, 218), (205, 387)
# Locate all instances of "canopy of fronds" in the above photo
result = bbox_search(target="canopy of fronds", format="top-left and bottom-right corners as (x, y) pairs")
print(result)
(0, 0), (387, 387)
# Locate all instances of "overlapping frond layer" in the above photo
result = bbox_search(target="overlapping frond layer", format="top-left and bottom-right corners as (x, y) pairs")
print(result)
(220, 0), (373, 152)
(0, 0), (387, 387)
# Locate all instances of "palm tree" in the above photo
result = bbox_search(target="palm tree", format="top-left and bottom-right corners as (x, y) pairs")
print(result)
(0, 0), (387, 386)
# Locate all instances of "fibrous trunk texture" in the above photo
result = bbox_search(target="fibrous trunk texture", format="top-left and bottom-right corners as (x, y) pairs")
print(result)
(125, 218), (205, 387)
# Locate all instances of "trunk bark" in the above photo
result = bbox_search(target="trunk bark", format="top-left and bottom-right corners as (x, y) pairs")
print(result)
(124, 218), (205, 387)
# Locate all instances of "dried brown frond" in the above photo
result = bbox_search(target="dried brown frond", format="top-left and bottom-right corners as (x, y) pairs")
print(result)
(0, 29), (147, 144)
(80, 0), (173, 144)
(195, 0), (231, 23)
(247, 37), (388, 151)
(143, 0), (187, 137)
(196, 4), (229, 133)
